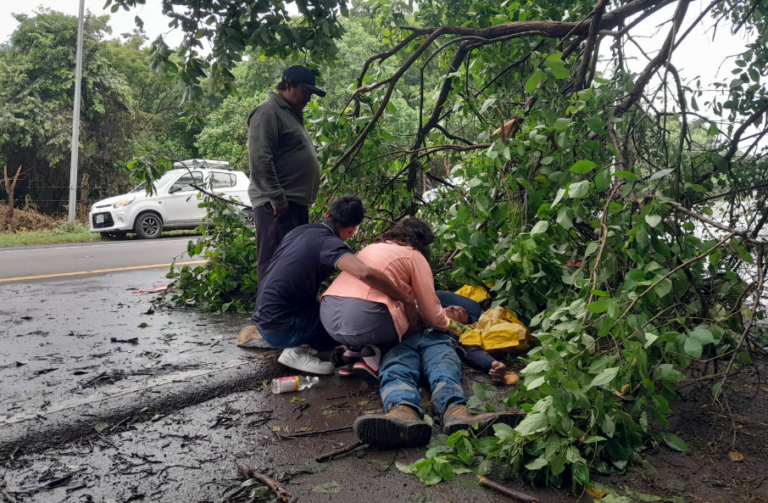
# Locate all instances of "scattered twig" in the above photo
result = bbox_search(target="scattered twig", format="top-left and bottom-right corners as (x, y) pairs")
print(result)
(315, 441), (365, 462)
(110, 337), (139, 345)
(278, 425), (353, 439)
(477, 476), (540, 503)
(236, 463), (291, 503)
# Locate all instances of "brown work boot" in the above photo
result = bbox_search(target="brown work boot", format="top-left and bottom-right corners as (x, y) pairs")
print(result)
(443, 404), (525, 437)
(354, 404), (432, 449)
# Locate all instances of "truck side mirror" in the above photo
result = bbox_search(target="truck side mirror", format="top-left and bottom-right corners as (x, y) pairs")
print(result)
(168, 184), (183, 194)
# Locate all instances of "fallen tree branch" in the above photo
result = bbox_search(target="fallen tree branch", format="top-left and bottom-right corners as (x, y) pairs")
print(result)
(574, 0), (609, 91)
(477, 476), (540, 503)
(236, 463), (291, 503)
(278, 425), (353, 439)
(314, 440), (365, 462)
(612, 231), (736, 329)
(671, 203), (768, 245)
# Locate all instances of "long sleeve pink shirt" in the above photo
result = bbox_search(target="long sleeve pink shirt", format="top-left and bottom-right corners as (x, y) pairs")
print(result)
(321, 242), (451, 338)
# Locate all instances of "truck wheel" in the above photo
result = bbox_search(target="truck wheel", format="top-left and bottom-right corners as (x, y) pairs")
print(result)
(134, 213), (163, 239)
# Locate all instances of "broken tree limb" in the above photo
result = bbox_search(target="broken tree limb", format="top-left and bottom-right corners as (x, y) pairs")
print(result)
(314, 440), (365, 462)
(236, 463), (291, 503)
(477, 476), (540, 503)
(278, 425), (353, 439)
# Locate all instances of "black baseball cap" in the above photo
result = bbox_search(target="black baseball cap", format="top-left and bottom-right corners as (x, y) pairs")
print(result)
(281, 65), (326, 97)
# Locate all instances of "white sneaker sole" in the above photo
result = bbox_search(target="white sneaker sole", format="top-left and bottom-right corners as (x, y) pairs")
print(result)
(277, 351), (334, 375)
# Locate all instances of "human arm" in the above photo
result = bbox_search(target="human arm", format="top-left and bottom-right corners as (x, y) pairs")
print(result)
(248, 104), (288, 213)
(336, 254), (418, 324)
(409, 252), (451, 331)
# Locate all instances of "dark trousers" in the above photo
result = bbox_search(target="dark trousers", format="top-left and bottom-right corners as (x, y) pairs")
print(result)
(254, 202), (309, 283)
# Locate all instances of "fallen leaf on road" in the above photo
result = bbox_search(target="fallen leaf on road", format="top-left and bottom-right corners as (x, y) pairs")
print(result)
(290, 396), (306, 403)
(368, 459), (391, 471)
(312, 482), (343, 494)
(585, 482), (606, 498)
(729, 451), (744, 462)
(271, 426), (281, 432)
(94, 421), (109, 433)
(138, 323), (148, 328)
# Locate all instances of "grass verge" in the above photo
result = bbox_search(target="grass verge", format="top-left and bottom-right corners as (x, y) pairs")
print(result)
(0, 225), (201, 247)
(0, 224), (102, 247)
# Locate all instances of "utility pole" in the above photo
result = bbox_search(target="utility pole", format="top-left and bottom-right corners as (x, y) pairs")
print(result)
(68, 0), (85, 223)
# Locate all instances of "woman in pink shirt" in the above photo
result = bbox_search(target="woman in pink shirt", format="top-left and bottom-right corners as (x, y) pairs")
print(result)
(320, 218), (453, 384)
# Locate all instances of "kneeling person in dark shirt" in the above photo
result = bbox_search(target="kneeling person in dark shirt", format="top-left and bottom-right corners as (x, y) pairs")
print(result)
(251, 196), (415, 374)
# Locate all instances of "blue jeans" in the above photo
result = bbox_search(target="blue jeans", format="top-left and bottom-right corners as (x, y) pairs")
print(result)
(436, 290), (483, 323)
(379, 331), (466, 416)
(258, 302), (337, 351)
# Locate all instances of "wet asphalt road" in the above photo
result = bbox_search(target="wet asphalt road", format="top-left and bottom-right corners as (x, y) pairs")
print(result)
(0, 237), (196, 282)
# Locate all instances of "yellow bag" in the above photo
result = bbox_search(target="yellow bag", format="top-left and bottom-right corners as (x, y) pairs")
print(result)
(459, 306), (532, 353)
(455, 284), (491, 303)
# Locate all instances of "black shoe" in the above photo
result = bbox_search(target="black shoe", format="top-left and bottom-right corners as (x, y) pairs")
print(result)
(354, 405), (432, 449)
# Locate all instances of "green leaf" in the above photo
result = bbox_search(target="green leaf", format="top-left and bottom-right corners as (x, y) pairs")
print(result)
(557, 206), (573, 229)
(585, 118), (607, 135)
(583, 436), (607, 444)
(524, 457), (549, 470)
(595, 169), (611, 192)
(552, 188), (566, 207)
(587, 299), (609, 313)
(515, 412), (549, 435)
(568, 180), (589, 198)
(589, 366), (620, 388)
(612, 171), (637, 180)
(645, 215), (662, 228)
(683, 337), (703, 359)
(395, 462), (416, 474)
(550, 449), (568, 476)
(652, 395), (673, 414)
(569, 160), (597, 174)
(689, 326), (715, 345)
(553, 118), (571, 131)
(660, 432), (689, 452)
(531, 221), (549, 235)
(312, 482), (343, 493)
(649, 168), (675, 181)
(602, 413), (616, 438)
(654, 278), (672, 298)
(654, 364), (683, 383)
(525, 69), (546, 94)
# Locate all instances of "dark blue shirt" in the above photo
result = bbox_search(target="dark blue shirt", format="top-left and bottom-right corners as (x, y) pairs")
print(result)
(252, 220), (351, 330)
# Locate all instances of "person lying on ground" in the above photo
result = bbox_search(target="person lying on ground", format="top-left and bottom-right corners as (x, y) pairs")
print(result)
(352, 323), (524, 449)
(437, 290), (531, 383)
(319, 218), (460, 385)
(245, 196), (416, 375)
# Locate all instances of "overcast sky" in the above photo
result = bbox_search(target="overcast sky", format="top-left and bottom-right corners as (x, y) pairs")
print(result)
(0, 0), (751, 114)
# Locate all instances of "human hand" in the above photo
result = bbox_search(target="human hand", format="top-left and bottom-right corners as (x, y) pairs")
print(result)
(404, 300), (419, 328)
(447, 320), (467, 337)
(271, 201), (290, 217)
(489, 361), (507, 382)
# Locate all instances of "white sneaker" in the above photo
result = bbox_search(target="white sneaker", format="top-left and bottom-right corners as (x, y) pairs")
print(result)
(277, 347), (334, 375)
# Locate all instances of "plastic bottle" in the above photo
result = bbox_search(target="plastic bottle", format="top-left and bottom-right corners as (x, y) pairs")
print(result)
(271, 375), (320, 394)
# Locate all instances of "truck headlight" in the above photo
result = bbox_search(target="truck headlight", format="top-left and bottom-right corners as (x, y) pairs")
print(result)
(113, 196), (136, 209)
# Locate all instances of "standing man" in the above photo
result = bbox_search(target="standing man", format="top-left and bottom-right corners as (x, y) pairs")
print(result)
(248, 65), (326, 282)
